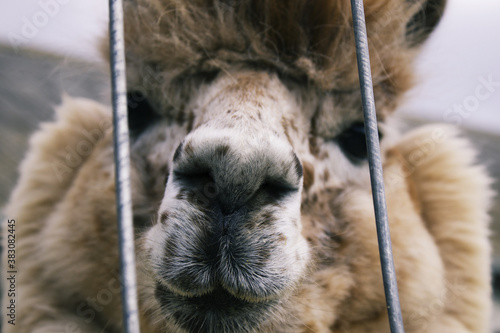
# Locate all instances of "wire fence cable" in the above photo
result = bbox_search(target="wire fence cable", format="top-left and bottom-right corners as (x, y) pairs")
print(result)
(109, 0), (141, 332)
(350, 1), (405, 332)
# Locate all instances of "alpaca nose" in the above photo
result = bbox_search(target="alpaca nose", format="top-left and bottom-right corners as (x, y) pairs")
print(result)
(171, 129), (303, 213)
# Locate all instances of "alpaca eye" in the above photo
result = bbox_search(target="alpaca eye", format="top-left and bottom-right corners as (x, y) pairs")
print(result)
(127, 91), (161, 137)
(337, 122), (369, 162)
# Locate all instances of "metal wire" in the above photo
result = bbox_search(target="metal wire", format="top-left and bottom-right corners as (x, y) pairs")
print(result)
(350, 1), (405, 332)
(109, 0), (141, 332)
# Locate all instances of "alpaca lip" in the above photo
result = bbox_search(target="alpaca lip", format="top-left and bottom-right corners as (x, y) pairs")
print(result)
(183, 286), (258, 306)
(156, 283), (269, 308)
(156, 282), (275, 332)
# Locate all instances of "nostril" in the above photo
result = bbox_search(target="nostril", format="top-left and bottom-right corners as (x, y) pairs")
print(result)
(173, 170), (214, 191)
(260, 179), (299, 201)
(172, 169), (220, 207)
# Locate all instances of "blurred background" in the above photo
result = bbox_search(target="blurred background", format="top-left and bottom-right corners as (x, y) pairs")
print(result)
(0, 0), (499, 330)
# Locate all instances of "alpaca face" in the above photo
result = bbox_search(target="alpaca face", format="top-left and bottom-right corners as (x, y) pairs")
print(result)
(119, 0), (447, 332)
(132, 67), (386, 331)
(132, 78), (354, 333)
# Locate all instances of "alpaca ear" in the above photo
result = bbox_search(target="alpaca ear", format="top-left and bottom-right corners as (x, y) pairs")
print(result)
(405, 0), (447, 47)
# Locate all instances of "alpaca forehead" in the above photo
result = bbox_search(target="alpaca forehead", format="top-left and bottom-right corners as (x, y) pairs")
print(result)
(199, 72), (288, 107)
(190, 70), (366, 134)
(192, 71), (309, 124)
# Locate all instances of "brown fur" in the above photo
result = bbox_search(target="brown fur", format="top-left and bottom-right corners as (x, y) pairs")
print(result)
(122, 0), (426, 120)
(3, 0), (493, 332)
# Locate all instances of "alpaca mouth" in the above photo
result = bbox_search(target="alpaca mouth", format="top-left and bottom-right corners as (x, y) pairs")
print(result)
(155, 282), (276, 333)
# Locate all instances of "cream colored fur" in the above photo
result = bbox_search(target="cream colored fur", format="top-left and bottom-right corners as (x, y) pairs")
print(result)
(2, 94), (492, 333)
(2, 0), (493, 332)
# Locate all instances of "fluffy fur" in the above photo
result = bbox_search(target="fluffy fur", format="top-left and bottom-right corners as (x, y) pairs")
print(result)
(2, 0), (492, 332)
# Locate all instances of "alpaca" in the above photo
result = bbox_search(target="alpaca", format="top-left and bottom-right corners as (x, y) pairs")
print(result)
(3, 0), (492, 332)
